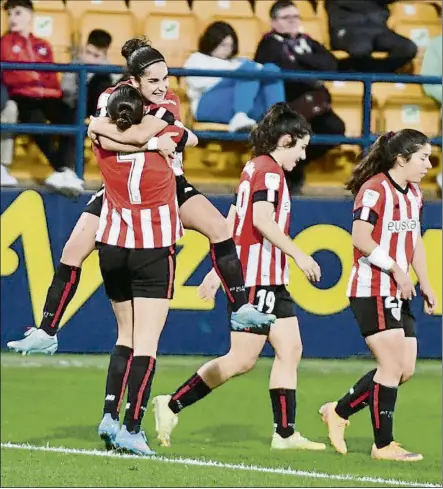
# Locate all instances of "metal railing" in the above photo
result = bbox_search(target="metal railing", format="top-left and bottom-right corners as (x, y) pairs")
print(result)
(1, 61), (441, 178)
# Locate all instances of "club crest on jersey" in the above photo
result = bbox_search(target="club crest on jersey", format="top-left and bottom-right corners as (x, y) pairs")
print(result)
(243, 161), (255, 178)
(362, 189), (380, 208)
(265, 172), (280, 191)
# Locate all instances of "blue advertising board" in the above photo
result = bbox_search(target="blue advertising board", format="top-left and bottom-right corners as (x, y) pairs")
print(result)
(1, 189), (441, 358)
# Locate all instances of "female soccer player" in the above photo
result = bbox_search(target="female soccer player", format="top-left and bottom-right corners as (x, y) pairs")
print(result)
(93, 83), (187, 456)
(152, 103), (325, 451)
(319, 129), (436, 462)
(7, 39), (273, 355)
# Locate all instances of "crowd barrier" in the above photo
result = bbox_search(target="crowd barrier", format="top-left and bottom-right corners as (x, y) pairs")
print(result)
(0, 62), (442, 178)
(1, 189), (441, 358)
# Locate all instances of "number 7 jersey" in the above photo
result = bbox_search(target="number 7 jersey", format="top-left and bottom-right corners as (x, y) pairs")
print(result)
(233, 155), (291, 287)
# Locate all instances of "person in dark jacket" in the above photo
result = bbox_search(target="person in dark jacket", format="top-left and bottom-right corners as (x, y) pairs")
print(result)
(325, 0), (417, 73)
(1, 0), (83, 194)
(254, 0), (345, 194)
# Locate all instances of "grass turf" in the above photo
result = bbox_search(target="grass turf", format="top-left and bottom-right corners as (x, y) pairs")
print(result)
(1, 354), (441, 487)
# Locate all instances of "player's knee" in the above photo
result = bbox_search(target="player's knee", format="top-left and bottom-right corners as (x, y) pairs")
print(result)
(206, 215), (230, 243)
(233, 355), (258, 375)
(276, 342), (302, 366)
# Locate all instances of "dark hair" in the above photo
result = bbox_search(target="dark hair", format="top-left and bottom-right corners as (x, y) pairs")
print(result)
(270, 0), (295, 19)
(107, 84), (144, 131)
(87, 29), (112, 50)
(346, 129), (430, 196)
(198, 21), (238, 59)
(249, 102), (311, 156)
(4, 0), (33, 11)
(121, 36), (165, 79)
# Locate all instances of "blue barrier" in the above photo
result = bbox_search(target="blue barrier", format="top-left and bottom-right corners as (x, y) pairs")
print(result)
(1, 62), (441, 178)
(1, 189), (442, 358)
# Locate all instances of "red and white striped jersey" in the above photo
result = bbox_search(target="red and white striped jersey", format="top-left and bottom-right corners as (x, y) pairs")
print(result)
(94, 127), (184, 249)
(96, 82), (185, 176)
(347, 172), (423, 298)
(233, 155), (291, 287)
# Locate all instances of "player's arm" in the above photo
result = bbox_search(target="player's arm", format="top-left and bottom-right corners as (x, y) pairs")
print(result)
(412, 233), (436, 314)
(252, 201), (321, 282)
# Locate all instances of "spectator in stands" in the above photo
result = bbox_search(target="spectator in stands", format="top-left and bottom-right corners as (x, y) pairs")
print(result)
(325, 0), (418, 73)
(62, 29), (114, 118)
(184, 21), (285, 132)
(1, 80), (18, 186)
(255, 0), (345, 194)
(1, 0), (83, 194)
(421, 35), (442, 189)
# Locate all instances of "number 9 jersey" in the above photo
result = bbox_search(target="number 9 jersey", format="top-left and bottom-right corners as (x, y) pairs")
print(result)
(233, 155), (291, 288)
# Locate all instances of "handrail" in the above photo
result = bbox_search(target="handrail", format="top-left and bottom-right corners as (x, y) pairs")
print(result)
(1, 62), (441, 178)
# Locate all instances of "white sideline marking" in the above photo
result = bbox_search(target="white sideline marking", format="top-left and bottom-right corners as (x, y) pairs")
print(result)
(1, 442), (439, 488)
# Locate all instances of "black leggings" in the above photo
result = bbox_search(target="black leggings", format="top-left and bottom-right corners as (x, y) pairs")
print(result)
(12, 96), (76, 171)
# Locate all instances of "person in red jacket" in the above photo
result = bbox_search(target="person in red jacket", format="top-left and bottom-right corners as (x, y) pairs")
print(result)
(1, 0), (83, 194)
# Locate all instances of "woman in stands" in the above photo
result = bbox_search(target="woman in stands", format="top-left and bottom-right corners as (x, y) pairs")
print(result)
(319, 130), (436, 462)
(8, 38), (274, 356)
(93, 83), (188, 456)
(152, 103), (325, 452)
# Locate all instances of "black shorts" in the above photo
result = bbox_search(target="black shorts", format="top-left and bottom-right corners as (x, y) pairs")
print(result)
(97, 243), (176, 302)
(84, 185), (105, 217)
(227, 285), (297, 334)
(176, 175), (201, 208)
(349, 297), (416, 338)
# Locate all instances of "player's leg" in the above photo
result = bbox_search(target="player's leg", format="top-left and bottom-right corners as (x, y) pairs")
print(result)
(266, 289), (325, 451)
(177, 177), (275, 331)
(400, 301), (417, 384)
(115, 246), (175, 456)
(6, 205), (101, 354)
(154, 330), (267, 447)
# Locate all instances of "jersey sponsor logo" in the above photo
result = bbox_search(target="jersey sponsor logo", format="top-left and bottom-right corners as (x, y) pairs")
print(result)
(265, 172), (280, 191)
(362, 189), (380, 208)
(387, 218), (419, 233)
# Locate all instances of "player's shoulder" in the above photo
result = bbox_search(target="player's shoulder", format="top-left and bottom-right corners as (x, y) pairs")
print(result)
(356, 173), (387, 204)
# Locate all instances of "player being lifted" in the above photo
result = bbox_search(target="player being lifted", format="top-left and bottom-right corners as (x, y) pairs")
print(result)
(153, 103), (325, 451)
(7, 38), (275, 355)
(319, 129), (436, 462)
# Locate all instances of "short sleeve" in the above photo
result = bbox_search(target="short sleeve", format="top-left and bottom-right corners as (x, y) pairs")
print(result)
(251, 170), (281, 205)
(353, 184), (385, 225)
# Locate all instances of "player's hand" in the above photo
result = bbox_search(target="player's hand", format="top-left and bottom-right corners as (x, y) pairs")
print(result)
(421, 283), (437, 315)
(158, 133), (178, 165)
(392, 265), (416, 300)
(198, 269), (221, 301)
(87, 116), (99, 143)
(293, 252), (321, 282)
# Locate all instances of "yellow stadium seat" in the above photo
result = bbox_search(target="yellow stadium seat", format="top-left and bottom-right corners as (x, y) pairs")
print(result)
(192, 0), (253, 20)
(255, 0), (317, 27)
(392, 21), (442, 49)
(1, 3), (8, 35)
(325, 81), (378, 137)
(389, 2), (440, 24)
(33, 1), (65, 10)
(372, 83), (441, 136)
(32, 7), (74, 62)
(143, 13), (198, 67)
(299, 18), (327, 44)
(66, 1), (129, 20)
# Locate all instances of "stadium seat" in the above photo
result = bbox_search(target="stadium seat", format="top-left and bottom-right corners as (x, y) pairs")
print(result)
(32, 3), (74, 62)
(66, 1), (136, 66)
(1, 3), (8, 35)
(389, 2), (440, 24)
(372, 83), (441, 137)
(255, 0), (317, 27)
(192, 0), (253, 20)
(325, 81), (379, 137)
(299, 17), (327, 44)
(391, 21), (442, 50)
(142, 13), (198, 67)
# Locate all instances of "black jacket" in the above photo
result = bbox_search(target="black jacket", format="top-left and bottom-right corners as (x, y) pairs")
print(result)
(254, 32), (337, 101)
(325, 0), (395, 31)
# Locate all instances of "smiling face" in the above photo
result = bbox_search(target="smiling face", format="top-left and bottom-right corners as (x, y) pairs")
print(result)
(396, 143), (432, 184)
(274, 134), (310, 172)
(130, 61), (169, 104)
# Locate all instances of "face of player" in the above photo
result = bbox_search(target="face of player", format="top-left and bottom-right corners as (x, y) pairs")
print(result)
(271, 5), (301, 37)
(400, 143), (432, 184)
(7, 6), (33, 35)
(81, 44), (107, 64)
(131, 61), (169, 105)
(278, 134), (310, 172)
(211, 36), (234, 60)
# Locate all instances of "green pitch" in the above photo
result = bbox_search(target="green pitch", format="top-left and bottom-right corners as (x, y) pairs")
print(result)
(1, 354), (441, 487)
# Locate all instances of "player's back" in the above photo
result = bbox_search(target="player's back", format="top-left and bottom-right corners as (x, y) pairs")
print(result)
(233, 155), (291, 287)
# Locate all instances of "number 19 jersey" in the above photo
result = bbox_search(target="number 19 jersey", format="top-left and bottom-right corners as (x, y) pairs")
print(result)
(233, 155), (291, 287)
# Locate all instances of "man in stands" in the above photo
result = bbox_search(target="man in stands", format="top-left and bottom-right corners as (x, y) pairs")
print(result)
(1, 0), (83, 194)
(254, 0), (345, 194)
(62, 29), (115, 118)
(325, 0), (417, 73)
